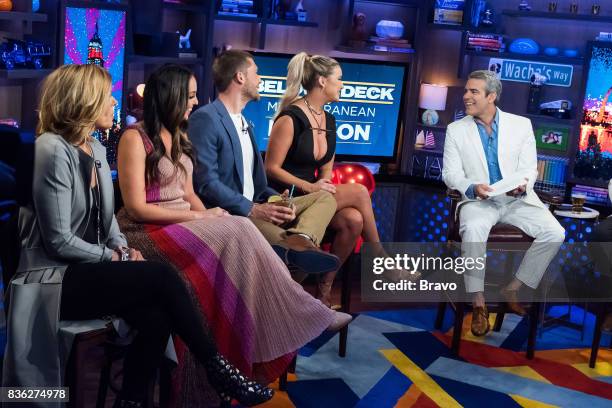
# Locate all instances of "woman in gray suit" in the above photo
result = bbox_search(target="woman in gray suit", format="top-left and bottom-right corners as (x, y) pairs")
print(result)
(2, 64), (272, 408)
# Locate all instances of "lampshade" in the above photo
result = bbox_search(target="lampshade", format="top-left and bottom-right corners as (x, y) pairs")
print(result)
(418, 83), (448, 111)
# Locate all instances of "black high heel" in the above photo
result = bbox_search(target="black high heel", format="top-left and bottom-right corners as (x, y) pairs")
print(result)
(206, 353), (274, 406)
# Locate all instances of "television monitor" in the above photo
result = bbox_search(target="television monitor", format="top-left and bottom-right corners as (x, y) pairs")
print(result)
(61, 1), (128, 164)
(571, 42), (612, 187)
(242, 52), (409, 161)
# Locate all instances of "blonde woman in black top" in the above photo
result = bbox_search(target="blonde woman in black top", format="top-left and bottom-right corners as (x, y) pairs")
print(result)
(265, 52), (414, 306)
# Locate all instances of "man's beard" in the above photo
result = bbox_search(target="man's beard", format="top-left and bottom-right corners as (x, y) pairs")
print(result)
(242, 87), (260, 102)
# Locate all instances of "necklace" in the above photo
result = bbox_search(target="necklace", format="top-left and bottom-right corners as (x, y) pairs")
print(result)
(304, 97), (323, 116)
(304, 98), (325, 135)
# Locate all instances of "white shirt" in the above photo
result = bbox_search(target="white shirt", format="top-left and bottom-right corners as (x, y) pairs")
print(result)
(229, 113), (255, 201)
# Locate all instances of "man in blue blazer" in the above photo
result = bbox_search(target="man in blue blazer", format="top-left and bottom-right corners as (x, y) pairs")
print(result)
(189, 49), (339, 276)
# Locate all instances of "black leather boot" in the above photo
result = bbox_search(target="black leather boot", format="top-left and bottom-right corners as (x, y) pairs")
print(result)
(206, 353), (274, 406)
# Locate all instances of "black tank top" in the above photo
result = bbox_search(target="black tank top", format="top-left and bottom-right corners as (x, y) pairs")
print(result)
(268, 105), (336, 195)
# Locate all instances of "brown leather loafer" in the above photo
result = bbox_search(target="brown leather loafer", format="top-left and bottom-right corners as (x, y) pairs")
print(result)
(471, 306), (490, 337)
(272, 234), (340, 275)
(500, 287), (527, 316)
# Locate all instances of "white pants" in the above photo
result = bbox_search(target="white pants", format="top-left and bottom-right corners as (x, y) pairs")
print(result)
(459, 198), (565, 293)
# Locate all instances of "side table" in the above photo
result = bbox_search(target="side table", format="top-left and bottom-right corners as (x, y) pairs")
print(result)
(538, 205), (600, 339)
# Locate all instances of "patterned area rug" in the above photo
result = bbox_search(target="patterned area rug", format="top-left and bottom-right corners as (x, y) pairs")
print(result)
(260, 306), (612, 408)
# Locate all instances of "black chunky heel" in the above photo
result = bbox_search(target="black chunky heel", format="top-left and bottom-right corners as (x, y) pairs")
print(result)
(206, 353), (274, 406)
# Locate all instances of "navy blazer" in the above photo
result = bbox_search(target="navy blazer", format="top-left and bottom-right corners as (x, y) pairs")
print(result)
(188, 99), (277, 216)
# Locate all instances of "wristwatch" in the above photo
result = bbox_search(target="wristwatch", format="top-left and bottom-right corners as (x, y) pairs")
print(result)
(117, 247), (130, 261)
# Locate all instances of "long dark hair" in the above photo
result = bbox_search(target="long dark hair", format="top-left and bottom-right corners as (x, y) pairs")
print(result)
(142, 64), (196, 185)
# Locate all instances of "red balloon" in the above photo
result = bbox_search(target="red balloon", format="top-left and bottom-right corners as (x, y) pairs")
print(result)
(331, 163), (375, 195)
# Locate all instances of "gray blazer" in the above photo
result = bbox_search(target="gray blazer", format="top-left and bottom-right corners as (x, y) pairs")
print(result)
(17, 132), (126, 273)
(3, 132), (126, 397)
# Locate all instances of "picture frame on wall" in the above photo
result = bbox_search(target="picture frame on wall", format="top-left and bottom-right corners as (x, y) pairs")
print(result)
(534, 124), (570, 152)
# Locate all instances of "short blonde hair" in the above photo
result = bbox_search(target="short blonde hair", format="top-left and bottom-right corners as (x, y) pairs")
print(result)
(37, 64), (112, 144)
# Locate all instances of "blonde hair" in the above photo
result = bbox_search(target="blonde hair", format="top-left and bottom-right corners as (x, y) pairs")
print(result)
(277, 52), (339, 116)
(37, 64), (112, 145)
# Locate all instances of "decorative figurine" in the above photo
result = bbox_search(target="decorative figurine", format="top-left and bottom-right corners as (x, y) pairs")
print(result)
(177, 29), (192, 50)
(527, 72), (547, 114)
(592, 4), (601, 15)
(375, 20), (404, 39)
(518, 1), (531, 11)
(481, 8), (494, 26)
(424, 130), (436, 149)
(349, 12), (368, 48)
(422, 110), (439, 126)
(471, 0), (486, 27)
(509, 38), (540, 54)
(570, 2), (578, 13)
(0, 39), (51, 70)
(415, 129), (425, 147)
(295, 0), (307, 22)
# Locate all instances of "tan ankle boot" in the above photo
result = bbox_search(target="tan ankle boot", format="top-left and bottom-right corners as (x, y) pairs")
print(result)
(317, 271), (338, 309)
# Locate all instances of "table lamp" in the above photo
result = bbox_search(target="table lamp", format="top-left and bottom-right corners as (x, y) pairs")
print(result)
(419, 83), (447, 126)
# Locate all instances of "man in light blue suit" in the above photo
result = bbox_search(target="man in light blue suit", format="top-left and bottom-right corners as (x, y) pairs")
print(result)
(189, 49), (340, 277)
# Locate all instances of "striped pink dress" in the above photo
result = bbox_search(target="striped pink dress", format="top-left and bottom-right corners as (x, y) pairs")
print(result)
(117, 125), (334, 407)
